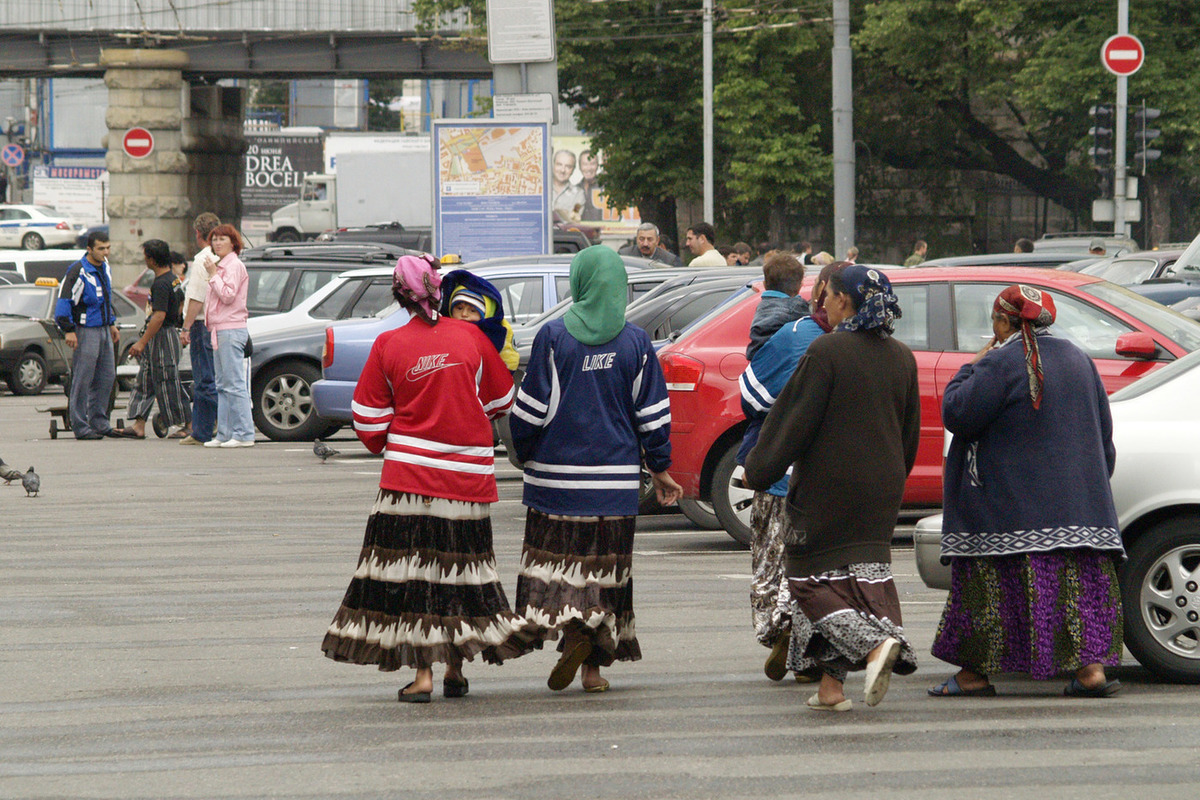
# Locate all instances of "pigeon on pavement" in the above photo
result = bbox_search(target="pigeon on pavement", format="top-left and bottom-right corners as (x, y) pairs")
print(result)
(0, 458), (22, 485)
(22, 467), (39, 497)
(313, 439), (340, 463)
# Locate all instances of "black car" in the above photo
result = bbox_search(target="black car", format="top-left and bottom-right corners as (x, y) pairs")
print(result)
(239, 242), (423, 316)
(315, 222), (432, 251)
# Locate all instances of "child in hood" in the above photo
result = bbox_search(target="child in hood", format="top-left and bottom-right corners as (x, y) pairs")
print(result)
(439, 270), (520, 371)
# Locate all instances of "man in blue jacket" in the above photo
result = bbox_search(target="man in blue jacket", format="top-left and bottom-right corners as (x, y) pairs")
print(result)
(54, 230), (121, 440)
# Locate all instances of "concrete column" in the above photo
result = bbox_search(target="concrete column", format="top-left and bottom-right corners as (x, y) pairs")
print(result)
(101, 49), (244, 286)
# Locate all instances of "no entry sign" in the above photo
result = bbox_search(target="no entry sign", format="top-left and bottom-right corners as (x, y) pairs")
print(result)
(122, 127), (155, 159)
(1102, 34), (1144, 77)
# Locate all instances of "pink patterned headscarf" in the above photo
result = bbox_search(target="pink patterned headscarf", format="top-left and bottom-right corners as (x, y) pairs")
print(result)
(392, 254), (442, 323)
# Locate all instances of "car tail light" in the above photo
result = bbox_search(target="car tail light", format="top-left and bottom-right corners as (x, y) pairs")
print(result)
(322, 327), (334, 369)
(660, 352), (704, 392)
(56, 222), (70, 230)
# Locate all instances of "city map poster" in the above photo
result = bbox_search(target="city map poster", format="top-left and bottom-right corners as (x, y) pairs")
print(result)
(432, 121), (551, 261)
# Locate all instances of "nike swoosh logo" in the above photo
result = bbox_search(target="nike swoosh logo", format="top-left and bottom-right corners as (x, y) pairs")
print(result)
(406, 362), (462, 381)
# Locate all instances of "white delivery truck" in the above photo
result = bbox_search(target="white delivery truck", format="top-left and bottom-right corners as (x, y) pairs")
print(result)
(267, 137), (432, 242)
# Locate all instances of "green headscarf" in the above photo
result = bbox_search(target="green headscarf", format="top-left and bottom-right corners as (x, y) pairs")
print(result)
(564, 245), (628, 346)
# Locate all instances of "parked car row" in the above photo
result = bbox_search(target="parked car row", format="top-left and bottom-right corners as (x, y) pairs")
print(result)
(0, 277), (142, 396)
(657, 266), (1200, 544)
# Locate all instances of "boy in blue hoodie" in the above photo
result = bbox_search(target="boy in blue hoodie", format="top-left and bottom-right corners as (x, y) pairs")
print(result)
(736, 253), (830, 684)
(439, 270), (520, 370)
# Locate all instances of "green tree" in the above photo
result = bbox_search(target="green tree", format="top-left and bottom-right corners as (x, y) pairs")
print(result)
(415, 0), (833, 243)
(854, 0), (1200, 230)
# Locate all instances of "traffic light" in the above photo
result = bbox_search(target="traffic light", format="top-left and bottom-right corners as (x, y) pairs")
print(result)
(1134, 104), (1161, 174)
(1089, 104), (1114, 168)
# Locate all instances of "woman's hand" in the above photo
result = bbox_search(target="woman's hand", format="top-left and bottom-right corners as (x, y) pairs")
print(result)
(203, 257), (218, 277)
(651, 470), (683, 506)
(970, 335), (998, 364)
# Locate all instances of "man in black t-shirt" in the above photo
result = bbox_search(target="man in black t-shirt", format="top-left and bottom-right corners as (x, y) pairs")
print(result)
(121, 239), (191, 439)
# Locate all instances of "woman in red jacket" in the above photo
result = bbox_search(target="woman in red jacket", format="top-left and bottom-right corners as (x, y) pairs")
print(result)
(321, 255), (525, 703)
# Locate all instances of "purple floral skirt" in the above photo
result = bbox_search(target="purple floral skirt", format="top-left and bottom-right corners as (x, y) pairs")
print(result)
(931, 549), (1123, 680)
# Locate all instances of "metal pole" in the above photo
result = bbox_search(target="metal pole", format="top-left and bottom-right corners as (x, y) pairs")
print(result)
(702, 0), (713, 222)
(1113, 0), (1129, 237)
(832, 0), (854, 256)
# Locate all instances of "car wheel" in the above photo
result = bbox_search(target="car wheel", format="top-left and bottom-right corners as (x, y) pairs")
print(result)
(678, 497), (721, 530)
(275, 229), (301, 244)
(9, 351), (47, 395)
(712, 443), (754, 546)
(1121, 516), (1200, 684)
(152, 413), (170, 439)
(638, 467), (664, 515)
(251, 360), (325, 441)
(21, 232), (45, 251)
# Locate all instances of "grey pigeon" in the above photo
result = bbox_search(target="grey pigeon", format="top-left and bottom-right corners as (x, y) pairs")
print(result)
(22, 466), (39, 497)
(313, 439), (339, 463)
(0, 458), (21, 485)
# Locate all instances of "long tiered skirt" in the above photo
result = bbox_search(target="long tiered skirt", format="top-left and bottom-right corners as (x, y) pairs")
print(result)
(510, 510), (641, 666)
(931, 549), (1124, 679)
(786, 562), (919, 682)
(322, 490), (529, 670)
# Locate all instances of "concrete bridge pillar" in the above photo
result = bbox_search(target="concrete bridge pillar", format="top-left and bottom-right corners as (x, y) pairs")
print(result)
(100, 49), (244, 286)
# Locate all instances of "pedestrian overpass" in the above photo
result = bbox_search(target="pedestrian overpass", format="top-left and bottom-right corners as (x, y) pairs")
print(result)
(0, 1), (492, 279)
(0, 1), (489, 79)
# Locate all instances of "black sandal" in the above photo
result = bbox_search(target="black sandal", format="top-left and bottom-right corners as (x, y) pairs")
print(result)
(397, 682), (431, 703)
(443, 676), (469, 698)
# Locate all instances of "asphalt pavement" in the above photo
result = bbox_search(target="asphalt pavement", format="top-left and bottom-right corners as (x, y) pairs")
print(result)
(1, 389), (1198, 799)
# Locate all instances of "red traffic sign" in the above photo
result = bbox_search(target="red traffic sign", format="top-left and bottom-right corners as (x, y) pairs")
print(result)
(122, 127), (155, 159)
(1102, 34), (1144, 77)
(0, 143), (23, 167)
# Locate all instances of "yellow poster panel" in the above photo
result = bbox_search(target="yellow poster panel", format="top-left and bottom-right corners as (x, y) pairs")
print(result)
(551, 135), (641, 238)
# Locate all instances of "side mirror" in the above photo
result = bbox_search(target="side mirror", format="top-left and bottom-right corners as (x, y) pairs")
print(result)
(1115, 331), (1159, 360)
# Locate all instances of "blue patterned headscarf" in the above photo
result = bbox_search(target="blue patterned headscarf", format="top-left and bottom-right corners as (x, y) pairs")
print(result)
(831, 264), (902, 337)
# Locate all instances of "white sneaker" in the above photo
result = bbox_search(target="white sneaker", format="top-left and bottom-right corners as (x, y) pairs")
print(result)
(204, 439), (228, 448)
(220, 438), (255, 447)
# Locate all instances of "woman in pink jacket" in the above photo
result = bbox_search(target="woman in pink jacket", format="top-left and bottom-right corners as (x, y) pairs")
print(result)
(202, 225), (255, 447)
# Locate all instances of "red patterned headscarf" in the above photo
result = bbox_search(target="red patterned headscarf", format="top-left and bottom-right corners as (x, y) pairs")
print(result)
(994, 284), (1056, 409)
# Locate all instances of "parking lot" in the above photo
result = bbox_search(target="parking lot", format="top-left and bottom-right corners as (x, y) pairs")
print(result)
(2, 389), (1199, 799)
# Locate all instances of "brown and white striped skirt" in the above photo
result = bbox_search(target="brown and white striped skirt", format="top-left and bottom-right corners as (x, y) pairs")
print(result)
(322, 490), (529, 670)
(510, 509), (641, 666)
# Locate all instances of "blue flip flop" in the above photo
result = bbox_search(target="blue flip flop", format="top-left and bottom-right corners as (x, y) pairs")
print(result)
(928, 674), (997, 697)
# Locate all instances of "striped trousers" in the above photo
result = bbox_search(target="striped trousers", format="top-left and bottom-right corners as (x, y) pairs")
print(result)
(127, 327), (191, 429)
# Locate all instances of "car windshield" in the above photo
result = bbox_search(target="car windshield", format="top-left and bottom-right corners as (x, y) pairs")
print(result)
(1109, 348), (1200, 401)
(32, 206), (59, 217)
(0, 287), (50, 317)
(1080, 281), (1200, 352)
(1082, 257), (1159, 285)
(671, 283), (757, 344)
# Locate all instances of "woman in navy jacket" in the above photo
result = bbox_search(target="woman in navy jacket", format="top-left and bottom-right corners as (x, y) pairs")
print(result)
(930, 284), (1124, 698)
(508, 246), (681, 693)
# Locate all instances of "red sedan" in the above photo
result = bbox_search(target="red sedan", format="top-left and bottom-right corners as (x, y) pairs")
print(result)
(659, 267), (1200, 544)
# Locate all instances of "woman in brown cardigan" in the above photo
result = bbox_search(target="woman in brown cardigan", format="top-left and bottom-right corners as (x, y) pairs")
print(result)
(744, 264), (921, 712)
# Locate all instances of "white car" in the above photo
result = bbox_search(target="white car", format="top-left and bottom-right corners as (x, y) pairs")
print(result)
(0, 205), (84, 250)
(914, 347), (1200, 683)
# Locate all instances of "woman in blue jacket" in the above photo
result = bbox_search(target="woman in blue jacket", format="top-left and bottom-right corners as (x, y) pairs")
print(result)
(508, 246), (682, 693)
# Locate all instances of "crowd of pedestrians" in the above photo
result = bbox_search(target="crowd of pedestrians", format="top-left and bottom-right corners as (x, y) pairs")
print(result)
(52, 212), (252, 446)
